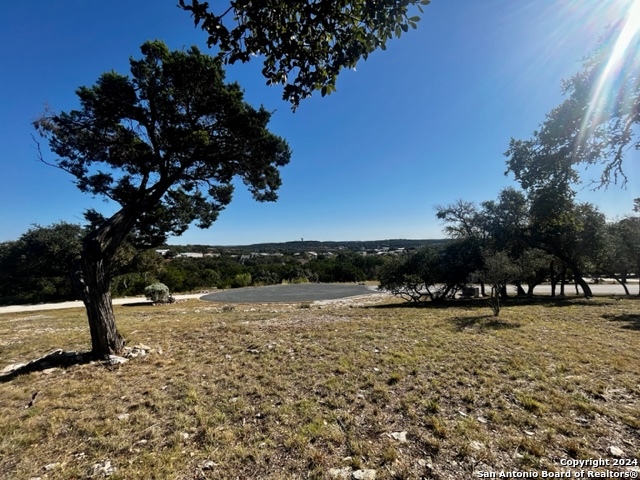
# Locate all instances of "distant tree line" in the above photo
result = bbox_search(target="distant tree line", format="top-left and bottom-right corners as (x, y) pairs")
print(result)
(0, 228), (391, 305)
(378, 192), (640, 313)
(2, 195), (638, 308)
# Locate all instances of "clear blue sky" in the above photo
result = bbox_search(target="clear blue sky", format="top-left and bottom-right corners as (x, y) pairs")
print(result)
(1, 1), (638, 245)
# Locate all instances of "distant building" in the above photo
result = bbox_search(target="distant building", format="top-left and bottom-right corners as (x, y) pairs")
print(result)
(176, 252), (204, 258)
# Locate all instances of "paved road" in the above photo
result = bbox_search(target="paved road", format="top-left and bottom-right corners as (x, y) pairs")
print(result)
(201, 283), (379, 303)
(0, 282), (635, 314)
(0, 293), (205, 315)
(507, 283), (637, 296)
(0, 285), (380, 313)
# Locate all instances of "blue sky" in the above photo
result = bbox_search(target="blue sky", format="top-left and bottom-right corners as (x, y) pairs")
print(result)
(1, 1), (638, 245)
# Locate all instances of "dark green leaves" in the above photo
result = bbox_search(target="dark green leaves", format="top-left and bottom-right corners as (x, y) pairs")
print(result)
(179, 0), (429, 109)
(34, 40), (292, 247)
(505, 23), (640, 189)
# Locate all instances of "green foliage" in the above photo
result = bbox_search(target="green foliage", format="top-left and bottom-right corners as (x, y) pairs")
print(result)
(110, 272), (157, 297)
(480, 251), (521, 316)
(307, 252), (383, 283)
(34, 41), (291, 249)
(231, 273), (252, 288)
(437, 239), (484, 295)
(0, 223), (166, 305)
(158, 258), (211, 291)
(179, 0), (430, 108)
(506, 25), (640, 188)
(595, 201), (640, 294)
(378, 256), (425, 303)
(0, 223), (84, 305)
(144, 282), (171, 303)
(379, 245), (462, 302)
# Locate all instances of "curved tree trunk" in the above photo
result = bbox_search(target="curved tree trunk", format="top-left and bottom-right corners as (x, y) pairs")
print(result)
(613, 275), (630, 296)
(526, 281), (537, 296)
(71, 206), (147, 357)
(571, 266), (592, 298)
(81, 256), (124, 356)
(597, 269), (630, 295)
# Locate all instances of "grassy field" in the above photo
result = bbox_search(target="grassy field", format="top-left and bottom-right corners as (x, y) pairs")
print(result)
(0, 295), (639, 479)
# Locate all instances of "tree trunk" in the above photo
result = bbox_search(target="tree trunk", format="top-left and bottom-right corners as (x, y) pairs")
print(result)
(598, 269), (630, 295)
(571, 266), (592, 298)
(489, 285), (500, 316)
(71, 206), (145, 357)
(81, 256), (125, 356)
(526, 281), (535, 296)
(479, 280), (486, 297)
(550, 260), (556, 297)
(515, 282), (526, 296)
(612, 275), (630, 295)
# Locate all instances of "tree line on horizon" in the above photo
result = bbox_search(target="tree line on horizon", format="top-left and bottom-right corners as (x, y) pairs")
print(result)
(2, 193), (639, 310)
(0, 228), (392, 306)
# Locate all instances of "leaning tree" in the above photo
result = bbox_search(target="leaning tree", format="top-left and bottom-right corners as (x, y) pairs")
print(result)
(34, 40), (291, 357)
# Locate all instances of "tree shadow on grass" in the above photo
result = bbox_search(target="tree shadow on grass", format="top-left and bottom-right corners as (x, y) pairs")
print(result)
(367, 295), (624, 311)
(366, 297), (489, 311)
(0, 349), (96, 383)
(121, 301), (155, 307)
(602, 313), (640, 331)
(452, 315), (522, 332)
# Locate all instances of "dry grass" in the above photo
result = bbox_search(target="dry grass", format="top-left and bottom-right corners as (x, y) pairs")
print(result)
(0, 296), (639, 479)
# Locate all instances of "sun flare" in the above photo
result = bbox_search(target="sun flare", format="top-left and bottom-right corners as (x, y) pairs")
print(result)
(579, 0), (640, 141)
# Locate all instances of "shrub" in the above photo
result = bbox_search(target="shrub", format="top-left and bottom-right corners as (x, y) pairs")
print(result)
(144, 283), (171, 303)
(231, 273), (252, 288)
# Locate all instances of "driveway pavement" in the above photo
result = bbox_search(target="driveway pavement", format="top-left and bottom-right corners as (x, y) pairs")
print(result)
(201, 283), (379, 303)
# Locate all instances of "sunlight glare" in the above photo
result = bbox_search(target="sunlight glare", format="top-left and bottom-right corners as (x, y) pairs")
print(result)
(579, 0), (640, 144)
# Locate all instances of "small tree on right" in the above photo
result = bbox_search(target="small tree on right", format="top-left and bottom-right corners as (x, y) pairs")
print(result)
(480, 251), (521, 316)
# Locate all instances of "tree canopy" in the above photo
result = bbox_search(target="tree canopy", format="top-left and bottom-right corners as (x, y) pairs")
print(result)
(36, 41), (291, 250)
(179, 0), (430, 108)
(506, 23), (640, 189)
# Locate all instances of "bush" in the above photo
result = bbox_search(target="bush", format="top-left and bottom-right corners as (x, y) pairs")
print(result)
(144, 283), (171, 303)
(231, 273), (252, 288)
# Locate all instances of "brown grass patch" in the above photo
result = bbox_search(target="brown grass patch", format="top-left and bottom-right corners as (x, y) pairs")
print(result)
(1, 296), (639, 479)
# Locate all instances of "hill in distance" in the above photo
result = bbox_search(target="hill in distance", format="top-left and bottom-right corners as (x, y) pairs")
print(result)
(165, 239), (448, 254)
